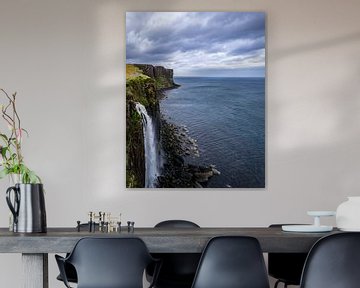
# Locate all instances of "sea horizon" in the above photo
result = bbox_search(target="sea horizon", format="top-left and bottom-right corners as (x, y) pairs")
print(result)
(174, 76), (265, 79)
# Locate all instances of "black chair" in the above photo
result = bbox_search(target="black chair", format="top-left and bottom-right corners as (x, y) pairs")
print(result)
(56, 262), (77, 284)
(268, 224), (308, 288)
(55, 237), (160, 288)
(147, 220), (201, 288)
(191, 236), (270, 288)
(56, 223), (99, 284)
(300, 232), (360, 288)
(154, 220), (200, 229)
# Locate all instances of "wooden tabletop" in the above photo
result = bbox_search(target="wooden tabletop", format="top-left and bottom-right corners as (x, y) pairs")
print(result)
(0, 227), (340, 253)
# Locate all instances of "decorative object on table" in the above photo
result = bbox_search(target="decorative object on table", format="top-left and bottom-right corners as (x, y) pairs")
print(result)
(81, 211), (122, 232)
(282, 211), (336, 232)
(0, 89), (46, 233)
(127, 221), (135, 233)
(126, 12), (265, 188)
(336, 196), (360, 231)
(6, 183), (46, 233)
(76, 221), (81, 232)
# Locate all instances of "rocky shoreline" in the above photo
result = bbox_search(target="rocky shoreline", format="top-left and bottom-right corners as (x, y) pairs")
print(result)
(158, 118), (220, 188)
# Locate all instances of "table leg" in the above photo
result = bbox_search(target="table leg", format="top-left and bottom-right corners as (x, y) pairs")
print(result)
(22, 253), (48, 288)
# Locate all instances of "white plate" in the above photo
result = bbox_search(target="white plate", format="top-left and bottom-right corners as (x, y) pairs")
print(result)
(282, 225), (333, 232)
(307, 211), (336, 217)
(338, 227), (360, 232)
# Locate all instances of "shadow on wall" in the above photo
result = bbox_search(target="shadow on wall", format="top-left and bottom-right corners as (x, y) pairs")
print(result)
(272, 31), (360, 60)
(269, 29), (360, 212)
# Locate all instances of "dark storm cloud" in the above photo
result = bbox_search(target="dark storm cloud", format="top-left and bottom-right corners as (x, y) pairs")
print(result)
(126, 12), (265, 77)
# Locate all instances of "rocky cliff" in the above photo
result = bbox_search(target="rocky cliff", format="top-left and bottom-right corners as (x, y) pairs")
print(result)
(126, 64), (178, 188)
(134, 64), (180, 90)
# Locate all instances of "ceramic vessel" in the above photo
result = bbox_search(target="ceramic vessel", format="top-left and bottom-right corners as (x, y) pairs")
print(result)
(6, 183), (47, 233)
(336, 196), (360, 231)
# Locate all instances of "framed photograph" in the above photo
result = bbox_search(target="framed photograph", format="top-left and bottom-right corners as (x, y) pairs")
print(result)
(126, 12), (265, 188)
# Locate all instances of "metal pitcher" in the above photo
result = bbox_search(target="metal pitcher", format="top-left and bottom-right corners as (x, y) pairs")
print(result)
(6, 183), (47, 233)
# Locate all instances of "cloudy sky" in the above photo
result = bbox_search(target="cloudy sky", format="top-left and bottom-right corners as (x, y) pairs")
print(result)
(126, 12), (265, 77)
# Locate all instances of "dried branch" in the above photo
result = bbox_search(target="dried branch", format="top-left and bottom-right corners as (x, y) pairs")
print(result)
(0, 88), (40, 183)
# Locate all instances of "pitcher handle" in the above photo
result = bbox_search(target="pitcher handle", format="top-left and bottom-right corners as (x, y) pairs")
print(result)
(6, 186), (20, 224)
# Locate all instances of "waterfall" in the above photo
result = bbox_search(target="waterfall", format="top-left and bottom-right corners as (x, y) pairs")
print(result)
(135, 103), (161, 188)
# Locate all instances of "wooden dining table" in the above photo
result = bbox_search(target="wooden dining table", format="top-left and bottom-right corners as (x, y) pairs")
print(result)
(0, 226), (339, 288)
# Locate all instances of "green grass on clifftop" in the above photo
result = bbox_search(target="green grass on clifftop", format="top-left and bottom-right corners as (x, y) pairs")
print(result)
(126, 64), (148, 80)
(126, 64), (157, 108)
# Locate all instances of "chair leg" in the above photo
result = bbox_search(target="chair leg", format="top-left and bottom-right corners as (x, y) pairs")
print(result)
(274, 280), (289, 288)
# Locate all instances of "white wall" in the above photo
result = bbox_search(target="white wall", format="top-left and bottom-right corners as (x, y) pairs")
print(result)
(0, 0), (360, 287)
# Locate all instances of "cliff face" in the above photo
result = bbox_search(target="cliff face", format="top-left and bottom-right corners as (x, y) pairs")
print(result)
(126, 101), (145, 187)
(126, 64), (177, 188)
(134, 64), (179, 90)
(126, 65), (155, 187)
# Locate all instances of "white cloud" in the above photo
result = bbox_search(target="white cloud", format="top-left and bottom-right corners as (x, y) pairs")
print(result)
(126, 12), (265, 77)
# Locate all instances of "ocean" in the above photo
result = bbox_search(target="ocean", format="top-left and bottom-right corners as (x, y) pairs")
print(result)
(160, 77), (265, 188)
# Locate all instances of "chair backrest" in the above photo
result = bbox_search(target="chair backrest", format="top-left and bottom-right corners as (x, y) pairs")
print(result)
(66, 237), (154, 288)
(150, 220), (201, 286)
(300, 232), (360, 288)
(155, 220), (200, 228)
(191, 236), (270, 288)
(268, 224), (308, 285)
